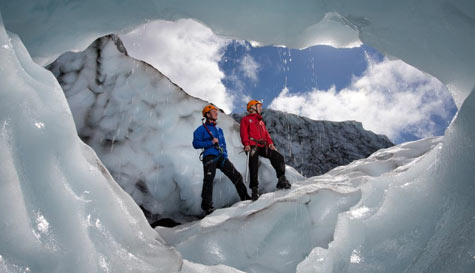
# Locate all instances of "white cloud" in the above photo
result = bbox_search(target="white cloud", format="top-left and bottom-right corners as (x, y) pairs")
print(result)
(240, 54), (259, 82)
(269, 58), (454, 142)
(120, 19), (234, 113)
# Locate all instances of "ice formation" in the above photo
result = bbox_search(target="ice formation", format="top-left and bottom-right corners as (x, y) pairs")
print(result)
(0, 14), (256, 273)
(46, 34), (303, 223)
(234, 110), (394, 177)
(1, 0), (474, 107)
(0, 18), (181, 273)
(156, 137), (446, 273)
(1, 0), (475, 272)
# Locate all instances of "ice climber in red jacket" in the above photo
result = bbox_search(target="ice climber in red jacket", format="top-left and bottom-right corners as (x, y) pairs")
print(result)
(240, 100), (291, 201)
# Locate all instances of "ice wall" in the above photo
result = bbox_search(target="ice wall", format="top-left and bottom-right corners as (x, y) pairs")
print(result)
(0, 0), (474, 106)
(297, 86), (475, 273)
(46, 34), (303, 223)
(0, 16), (182, 273)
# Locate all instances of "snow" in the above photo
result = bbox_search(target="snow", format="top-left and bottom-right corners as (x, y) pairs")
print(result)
(157, 124), (472, 272)
(306, 90), (475, 272)
(46, 34), (304, 223)
(0, 1), (475, 273)
(181, 260), (245, 273)
(157, 136), (472, 273)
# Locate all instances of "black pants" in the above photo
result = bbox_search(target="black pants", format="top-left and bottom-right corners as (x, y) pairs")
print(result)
(249, 146), (285, 189)
(201, 155), (249, 210)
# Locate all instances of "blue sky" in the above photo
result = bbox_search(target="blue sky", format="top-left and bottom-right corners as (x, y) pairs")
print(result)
(220, 41), (384, 109)
(218, 41), (456, 143)
(121, 19), (457, 144)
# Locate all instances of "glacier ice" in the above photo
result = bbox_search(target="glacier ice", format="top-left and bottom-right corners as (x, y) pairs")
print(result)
(181, 260), (245, 273)
(301, 88), (475, 273)
(157, 136), (471, 273)
(0, 0), (475, 272)
(0, 16), (182, 272)
(1, 0), (474, 106)
(46, 34), (303, 223)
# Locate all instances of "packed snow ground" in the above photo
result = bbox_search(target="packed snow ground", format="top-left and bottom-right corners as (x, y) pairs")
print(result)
(1, 1), (475, 272)
(156, 137), (448, 273)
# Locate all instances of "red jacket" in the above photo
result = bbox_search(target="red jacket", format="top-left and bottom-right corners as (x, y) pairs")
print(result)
(240, 113), (273, 147)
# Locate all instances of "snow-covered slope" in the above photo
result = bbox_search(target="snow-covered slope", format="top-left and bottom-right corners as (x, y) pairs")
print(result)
(156, 137), (444, 273)
(46, 34), (303, 223)
(233, 110), (393, 177)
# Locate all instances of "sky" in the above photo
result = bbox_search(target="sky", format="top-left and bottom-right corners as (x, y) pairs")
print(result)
(120, 19), (457, 144)
(220, 41), (377, 108)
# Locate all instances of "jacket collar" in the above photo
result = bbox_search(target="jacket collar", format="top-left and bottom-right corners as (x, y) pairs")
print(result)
(205, 120), (217, 126)
(247, 112), (263, 120)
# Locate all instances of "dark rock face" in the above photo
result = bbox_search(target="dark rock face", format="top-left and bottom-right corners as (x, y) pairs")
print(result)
(233, 110), (394, 177)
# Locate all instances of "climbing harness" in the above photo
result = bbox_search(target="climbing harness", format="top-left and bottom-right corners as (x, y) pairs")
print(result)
(200, 118), (225, 168)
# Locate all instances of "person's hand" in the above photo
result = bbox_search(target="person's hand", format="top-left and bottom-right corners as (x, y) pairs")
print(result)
(269, 144), (276, 150)
(244, 145), (251, 152)
(212, 138), (219, 144)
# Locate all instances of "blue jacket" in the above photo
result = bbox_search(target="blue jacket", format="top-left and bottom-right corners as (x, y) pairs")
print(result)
(193, 122), (228, 159)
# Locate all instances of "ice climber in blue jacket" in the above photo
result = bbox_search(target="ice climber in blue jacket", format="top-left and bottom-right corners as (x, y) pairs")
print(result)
(193, 104), (251, 215)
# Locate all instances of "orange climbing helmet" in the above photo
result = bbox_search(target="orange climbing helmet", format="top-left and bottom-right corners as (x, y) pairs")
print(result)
(247, 100), (262, 112)
(202, 104), (218, 117)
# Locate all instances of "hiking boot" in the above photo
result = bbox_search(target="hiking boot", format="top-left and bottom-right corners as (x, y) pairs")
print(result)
(251, 187), (260, 201)
(203, 207), (215, 216)
(243, 193), (252, 201)
(276, 176), (291, 190)
(201, 201), (214, 216)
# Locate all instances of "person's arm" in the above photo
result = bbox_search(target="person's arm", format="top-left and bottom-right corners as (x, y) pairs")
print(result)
(192, 127), (213, 149)
(240, 118), (250, 146)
